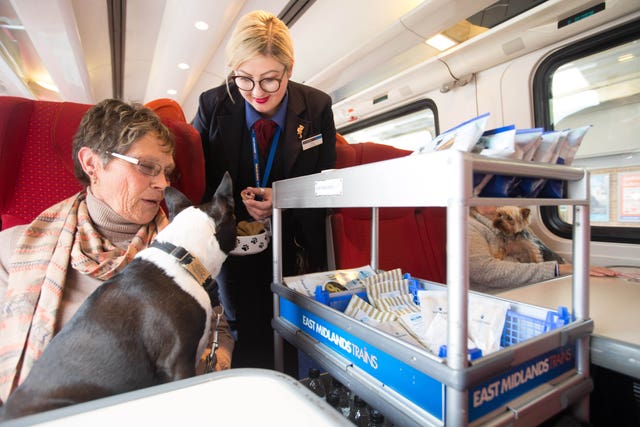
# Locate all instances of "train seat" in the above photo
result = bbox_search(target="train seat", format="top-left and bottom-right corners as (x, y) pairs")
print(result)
(329, 140), (446, 283)
(0, 96), (204, 231)
(145, 98), (205, 205)
(0, 97), (89, 230)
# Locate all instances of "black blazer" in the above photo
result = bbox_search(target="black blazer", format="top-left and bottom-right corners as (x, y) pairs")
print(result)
(193, 80), (336, 273)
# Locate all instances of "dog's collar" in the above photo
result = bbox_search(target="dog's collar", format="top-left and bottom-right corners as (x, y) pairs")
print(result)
(149, 241), (220, 306)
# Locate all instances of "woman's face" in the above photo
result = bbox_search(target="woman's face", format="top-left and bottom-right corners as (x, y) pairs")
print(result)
(89, 133), (174, 225)
(234, 54), (291, 118)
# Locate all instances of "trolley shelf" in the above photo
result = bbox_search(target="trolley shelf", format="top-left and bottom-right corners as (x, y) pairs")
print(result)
(271, 150), (592, 426)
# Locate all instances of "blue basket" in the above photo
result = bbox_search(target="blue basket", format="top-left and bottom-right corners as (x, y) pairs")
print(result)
(314, 286), (368, 312)
(314, 274), (570, 356)
(438, 345), (483, 361)
(500, 306), (570, 347)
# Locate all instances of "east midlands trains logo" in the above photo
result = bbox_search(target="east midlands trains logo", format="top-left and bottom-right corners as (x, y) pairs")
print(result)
(302, 314), (379, 369)
(471, 346), (574, 414)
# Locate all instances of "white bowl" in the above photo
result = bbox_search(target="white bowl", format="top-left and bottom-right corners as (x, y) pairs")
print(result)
(230, 228), (270, 256)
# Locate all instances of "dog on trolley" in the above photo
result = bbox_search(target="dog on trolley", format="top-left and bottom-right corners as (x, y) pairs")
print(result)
(0, 173), (236, 421)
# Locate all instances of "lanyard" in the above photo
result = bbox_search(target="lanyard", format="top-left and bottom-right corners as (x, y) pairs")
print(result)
(250, 125), (282, 188)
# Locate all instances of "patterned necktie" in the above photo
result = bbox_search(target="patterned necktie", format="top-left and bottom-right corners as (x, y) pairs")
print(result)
(253, 119), (277, 157)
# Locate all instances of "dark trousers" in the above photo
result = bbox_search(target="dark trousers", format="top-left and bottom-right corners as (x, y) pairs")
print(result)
(216, 248), (298, 376)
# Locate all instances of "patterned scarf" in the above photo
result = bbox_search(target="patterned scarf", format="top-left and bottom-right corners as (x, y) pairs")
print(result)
(0, 191), (168, 401)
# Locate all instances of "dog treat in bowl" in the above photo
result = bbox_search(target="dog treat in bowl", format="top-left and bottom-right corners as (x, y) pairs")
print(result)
(237, 220), (266, 236)
(230, 220), (270, 256)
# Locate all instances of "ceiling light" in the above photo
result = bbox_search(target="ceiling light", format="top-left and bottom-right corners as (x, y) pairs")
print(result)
(167, 89), (177, 95)
(194, 21), (209, 31)
(617, 54), (634, 62)
(178, 63), (190, 70)
(425, 34), (457, 51)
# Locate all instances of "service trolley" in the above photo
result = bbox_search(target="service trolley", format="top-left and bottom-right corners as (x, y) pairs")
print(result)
(271, 150), (593, 426)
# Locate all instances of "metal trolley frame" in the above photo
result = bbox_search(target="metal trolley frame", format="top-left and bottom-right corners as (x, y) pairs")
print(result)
(271, 150), (593, 426)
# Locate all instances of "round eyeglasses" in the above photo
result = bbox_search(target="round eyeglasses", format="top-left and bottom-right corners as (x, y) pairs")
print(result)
(106, 151), (176, 182)
(231, 71), (286, 93)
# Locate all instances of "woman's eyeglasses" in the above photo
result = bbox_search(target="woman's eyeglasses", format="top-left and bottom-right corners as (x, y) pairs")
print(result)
(106, 151), (176, 182)
(231, 71), (286, 93)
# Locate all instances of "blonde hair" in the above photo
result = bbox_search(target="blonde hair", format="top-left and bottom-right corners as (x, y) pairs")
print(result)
(225, 10), (294, 74)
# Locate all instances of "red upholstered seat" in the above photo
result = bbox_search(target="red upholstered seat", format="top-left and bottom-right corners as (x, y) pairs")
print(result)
(0, 97), (89, 230)
(0, 96), (205, 230)
(415, 207), (447, 283)
(331, 206), (429, 275)
(145, 98), (205, 205)
(330, 139), (447, 283)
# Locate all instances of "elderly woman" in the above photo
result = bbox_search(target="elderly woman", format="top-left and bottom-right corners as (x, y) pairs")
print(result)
(0, 99), (233, 404)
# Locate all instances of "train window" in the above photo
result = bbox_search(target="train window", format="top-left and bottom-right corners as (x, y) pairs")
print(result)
(534, 19), (640, 242)
(337, 99), (438, 151)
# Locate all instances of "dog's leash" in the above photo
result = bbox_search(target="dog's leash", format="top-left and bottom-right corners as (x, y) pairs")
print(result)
(204, 306), (223, 373)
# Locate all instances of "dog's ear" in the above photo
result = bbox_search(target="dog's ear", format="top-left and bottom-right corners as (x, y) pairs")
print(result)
(520, 207), (531, 222)
(164, 187), (193, 221)
(209, 171), (234, 209)
(207, 171), (236, 253)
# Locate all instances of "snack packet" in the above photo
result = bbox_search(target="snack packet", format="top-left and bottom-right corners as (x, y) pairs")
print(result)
(363, 269), (406, 308)
(539, 125), (591, 198)
(413, 113), (490, 154)
(344, 295), (395, 323)
(376, 294), (420, 316)
(517, 130), (565, 197)
(516, 128), (544, 162)
(396, 312), (430, 348)
(473, 125), (517, 196)
(468, 294), (510, 354)
(344, 295), (424, 348)
(506, 128), (544, 196)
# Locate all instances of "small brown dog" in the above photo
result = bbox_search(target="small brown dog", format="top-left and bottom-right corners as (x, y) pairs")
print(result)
(491, 206), (544, 263)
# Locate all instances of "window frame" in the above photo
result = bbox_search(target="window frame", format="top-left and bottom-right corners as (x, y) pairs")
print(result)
(533, 18), (640, 244)
(337, 99), (439, 141)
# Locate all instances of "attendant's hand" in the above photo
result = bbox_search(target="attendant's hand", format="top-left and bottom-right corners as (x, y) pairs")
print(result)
(241, 186), (272, 221)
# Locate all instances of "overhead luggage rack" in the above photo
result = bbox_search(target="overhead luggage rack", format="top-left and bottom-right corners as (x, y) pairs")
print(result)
(271, 150), (593, 426)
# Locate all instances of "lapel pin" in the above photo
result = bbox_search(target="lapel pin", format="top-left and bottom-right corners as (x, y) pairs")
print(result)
(297, 124), (304, 139)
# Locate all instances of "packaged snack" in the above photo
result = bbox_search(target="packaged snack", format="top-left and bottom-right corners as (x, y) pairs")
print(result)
(517, 130), (565, 197)
(344, 295), (396, 323)
(507, 128), (544, 196)
(363, 269), (406, 308)
(539, 125), (591, 198)
(413, 113), (490, 154)
(284, 265), (376, 297)
(515, 128), (544, 161)
(417, 290), (508, 356)
(417, 290), (448, 324)
(396, 311), (430, 348)
(473, 125), (517, 197)
(376, 294), (420, 316)
(468, 294), (510, 355)
(344, 295), (424, 348)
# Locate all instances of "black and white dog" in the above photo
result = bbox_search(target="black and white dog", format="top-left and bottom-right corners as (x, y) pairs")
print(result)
(0, 172), (236, 420)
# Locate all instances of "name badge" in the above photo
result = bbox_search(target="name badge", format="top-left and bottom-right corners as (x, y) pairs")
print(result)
(301, 134), (323, 150)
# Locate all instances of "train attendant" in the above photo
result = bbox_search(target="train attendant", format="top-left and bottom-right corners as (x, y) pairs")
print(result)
(193, 10), (336, 374)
